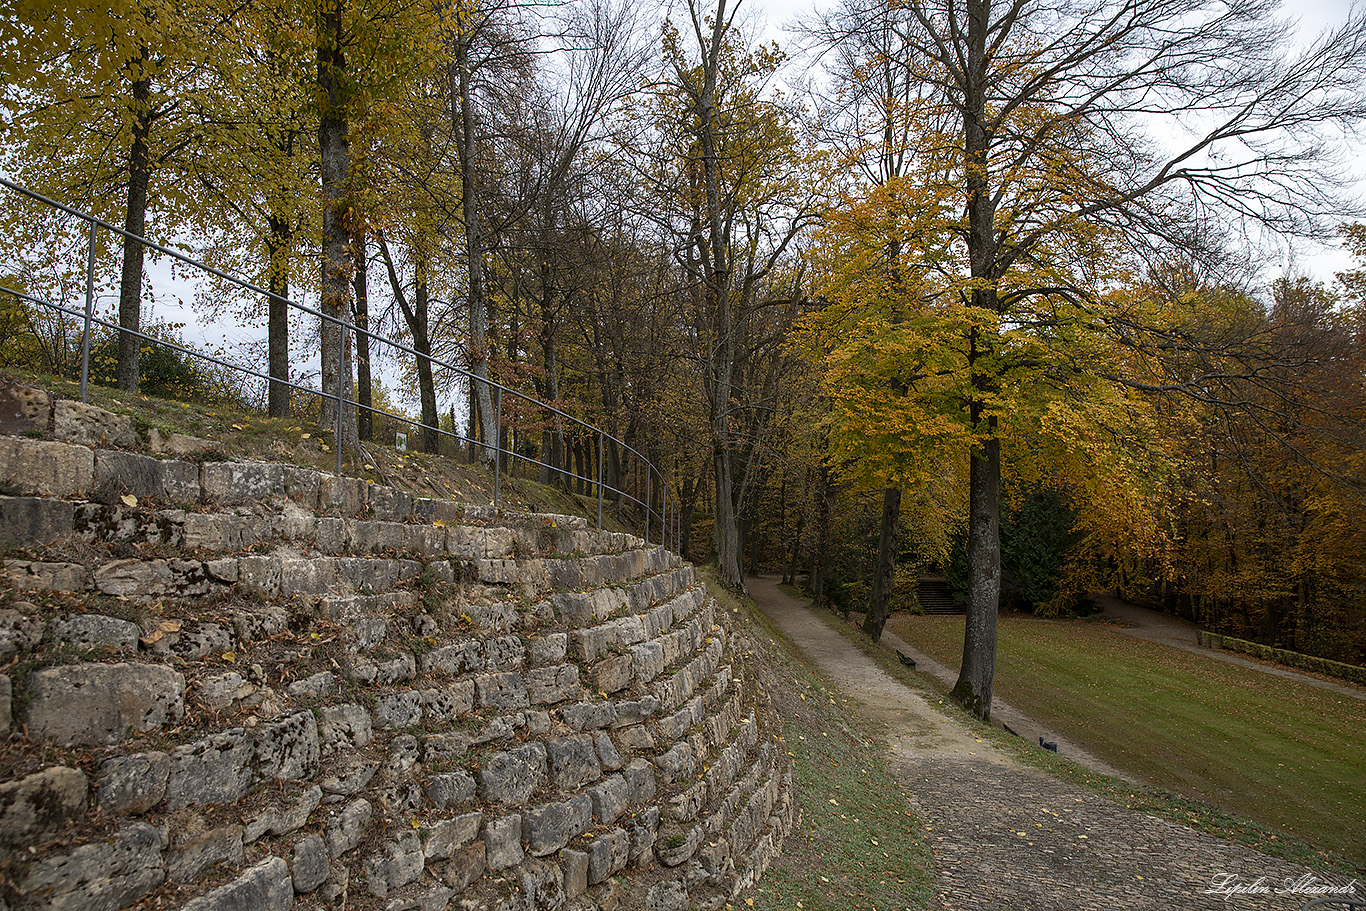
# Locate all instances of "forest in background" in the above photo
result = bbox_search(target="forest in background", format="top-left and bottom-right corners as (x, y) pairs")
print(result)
(2, 0), (1364, 720)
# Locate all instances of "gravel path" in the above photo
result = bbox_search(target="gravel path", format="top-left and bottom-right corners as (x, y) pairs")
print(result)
(747, 576), (1363, 911)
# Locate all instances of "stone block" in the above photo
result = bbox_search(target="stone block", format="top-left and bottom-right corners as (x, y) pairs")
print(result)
(365, 831), (425, 897)
(0, 379), (50, 434)
(475, 671), (529, 710)
(421, 810), (482, 861)
(25, 662), (184, 746)
(164, 729), (254, 809)
(285, 671), (335, 699)
(2, 560), (86, 592)
(319, 703), (372, 753)
(180, 856), (293, 911)
(0, 495), (73, 547)
(18, 821), (166, 911)
(617, 725), (655, 751)
(319, 473), (367, 516)
(479, 742), (547, 806)
(325, 798), (373, 857)
(0, 766), (88, 849)
(420, 639), (482, 677)
(519, 857), (565, 909)
(588, 774), (630, 826)
(146, 427), (217, 457)
(420, 681), (475, 722)
(528, 633), (568, 666)
(591, 655), (635, 695)
(595, 731), (624, 772)
(563, 848), (589, 899)
(256, 710), (321, 780)
(412, 497), (464, 525)
(546, 734), (600, 790)
(424, 770), (476, 808)
(0, 607), (45, 665)
(484, 814), (523, 870)
(289, 833), (330, 893)
(243, 785), (323, 843)
(50, 613), (140, 652)
(560, 701), (617, 731)
(53, 399), (136, 447)
(167, 825), (245, 882)
(645, 880), (688, 911)
(587, 827), (630, 885)
(375, 691), (423, 729)
(631, 640), (666, 683)
(94, 450), (199, 502)
(525, 663), (582, 706)
(376, 653), (416, 684)
(522, 793), (591, 856)
(367, 484), (412, 522)
(201, 460), (320, 507)
(441, 841), (486, 890)
(622, 759), (657, 805)
(0, 437), (93, 497)
(98, 751), (170, 815)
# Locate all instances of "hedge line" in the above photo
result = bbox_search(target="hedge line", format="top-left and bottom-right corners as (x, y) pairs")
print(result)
(1196, 631), (1366, 687)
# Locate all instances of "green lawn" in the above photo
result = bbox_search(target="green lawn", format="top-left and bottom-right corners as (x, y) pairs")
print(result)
(887, 614), (1366, 869)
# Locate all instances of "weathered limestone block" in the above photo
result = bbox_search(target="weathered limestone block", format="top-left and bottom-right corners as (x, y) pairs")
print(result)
(441, 842), (486, 890)
(201, 460), (320, 507)
(475, 672), (529, 711)
(588, 773), (630, 826)
(622, 759), (657, 805)
(420, 639), (481, 677)
(525, 664), (582, 706)
(595, 731), (624, 772)
(591, 655), (634, 695)
(631, 640), (667, 684)
(375, 653), (416, 684)
(528, 633), (568, 667)
(0, 380), (50, 434)
(256, 711), (320, 780)
(146, 427), (216, 458)
(0, 495), (74, 547)
(325, 798), (373, 857)
(53, 400), (136, 448)
(645, 879), (689, 911)
(289, 833), (330, 893)
(2, 560), (85, 592)
(144, 619), (233, 660)
(563, 848), (590, 899)
(479, 742), (546, 806)
(522, 793), (591, 856)
(94, 450), (199, 502)
(519, 857), (566, 909)
(424, 770), (476, 809)
(546, 734), (601, 790)
(420, 811), (482, 861)
(366, 483), (412, 522)
(167, 825), (245, 882)
(319, 703), (372, 753)
(26, 662), (185, 745)
(50, 613), (140, 652)
(560, 701), (616, 732)
(629, 806), (661, 864)
(613, 695), (661, 728)
(0, 438), (93, 497)
(243, 785), (322, 844)
(419, 681), (475, 722)
(93, 559), (175, 597)
(445, 526), (515, 560)
(412, 497), (464, 525)
(365, 831), (425, 897)
(319, 473), (366, 516)
(375, 691), (423, 729)
(164, 729), (254, 809)
(587, 827), (630, 885)
(17, 821), (167, 911)
(0, 607), (46, 664)
(0, 766), (88, 850)
(285, 671), (335, 700)
(484, 814), (523, 870)
(97, 751), (170, 815)
(179, 855), (293, 911)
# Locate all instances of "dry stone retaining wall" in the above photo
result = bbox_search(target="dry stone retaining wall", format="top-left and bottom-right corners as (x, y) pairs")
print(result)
(0, 386), (795, 911)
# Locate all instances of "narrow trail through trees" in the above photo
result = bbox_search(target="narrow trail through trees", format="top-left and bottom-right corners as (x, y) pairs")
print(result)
(747, 575), (1359, 910)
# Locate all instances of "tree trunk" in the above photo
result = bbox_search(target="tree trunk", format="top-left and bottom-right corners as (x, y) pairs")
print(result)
(377, 233), (437, 453)
(863, 486), (901, 640)
(353, 227), (373, 441)
(265, 214), (292, 418)
(116, 62), (152, 393)
(952, 428), (1001, 720)
(317, 0), (357, 448)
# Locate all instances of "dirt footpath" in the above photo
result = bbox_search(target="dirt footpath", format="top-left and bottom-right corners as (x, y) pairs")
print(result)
(747, 576), (1362, 911)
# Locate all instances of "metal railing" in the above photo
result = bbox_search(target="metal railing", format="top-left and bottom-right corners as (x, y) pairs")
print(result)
(0, 177), (679, 551)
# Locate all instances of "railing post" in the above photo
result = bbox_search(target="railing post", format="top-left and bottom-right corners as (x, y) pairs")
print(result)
(597, 431), (604, 531)
(493, 386), (502, 510)
(645, 470), (651, 546)
(79, 220), (96, 403)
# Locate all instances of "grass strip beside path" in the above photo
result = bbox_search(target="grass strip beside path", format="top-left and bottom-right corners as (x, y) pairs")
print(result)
(888, 614), (1366, 870)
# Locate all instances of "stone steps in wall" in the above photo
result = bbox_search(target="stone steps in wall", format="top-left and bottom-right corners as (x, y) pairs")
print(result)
(0, 394), (796, 911)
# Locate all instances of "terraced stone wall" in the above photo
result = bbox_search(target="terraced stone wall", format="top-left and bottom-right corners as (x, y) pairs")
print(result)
(0, 383), (795, 911)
